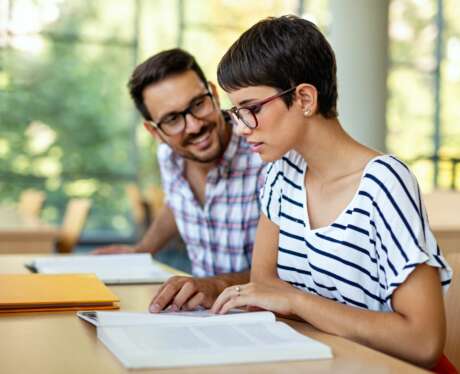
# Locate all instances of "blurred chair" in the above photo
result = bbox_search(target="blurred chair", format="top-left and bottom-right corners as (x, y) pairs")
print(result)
(18, 189), (46, 217)
(445, 251), (460, 369)
(424, 190), (460, 225)
(423, 190), (460, 254)
(146, 185), (165, 220)
(125, 183), (152, 239)
(125, 183), (149, 227)
(56, 198), (92, 253)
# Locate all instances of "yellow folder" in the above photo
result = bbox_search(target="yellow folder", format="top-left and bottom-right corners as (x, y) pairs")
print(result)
(0, 274), (120, 313)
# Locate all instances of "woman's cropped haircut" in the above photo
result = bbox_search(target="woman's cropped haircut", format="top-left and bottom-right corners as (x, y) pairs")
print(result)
(218, 15), (338, 118)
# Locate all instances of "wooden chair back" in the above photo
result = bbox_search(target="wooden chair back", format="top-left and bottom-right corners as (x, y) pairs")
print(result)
(423, 191), (460, 254)
(18, 189), (46, 217)
(146, 185), (165, 219)
(424, 191), (460, 228)
(445, 251), (460, 369)
(125, 184), (149, 226)
(56, 198), (91, 253)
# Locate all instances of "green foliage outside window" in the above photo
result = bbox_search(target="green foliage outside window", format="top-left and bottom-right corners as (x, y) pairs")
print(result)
(0, 0), (458, 241)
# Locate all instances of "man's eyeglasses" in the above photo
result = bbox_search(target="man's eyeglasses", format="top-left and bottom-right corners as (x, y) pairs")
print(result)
(227, 87), (296, 130)
(148, 92), (216, 136)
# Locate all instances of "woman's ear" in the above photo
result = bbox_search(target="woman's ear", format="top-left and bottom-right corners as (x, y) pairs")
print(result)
(143, 122), (162, 142)
(294, 84), (318, 117)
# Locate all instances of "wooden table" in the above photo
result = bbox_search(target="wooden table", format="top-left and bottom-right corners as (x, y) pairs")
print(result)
(0, 255), (429, 374)
(423, 191), (460, 254)
(0, 206), (59, 253)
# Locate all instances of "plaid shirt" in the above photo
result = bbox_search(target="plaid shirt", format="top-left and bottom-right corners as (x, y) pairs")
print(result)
(157, 130), (266, 277)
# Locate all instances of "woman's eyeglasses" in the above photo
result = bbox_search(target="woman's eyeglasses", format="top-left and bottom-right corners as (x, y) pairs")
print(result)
(227, 87), (296, 129)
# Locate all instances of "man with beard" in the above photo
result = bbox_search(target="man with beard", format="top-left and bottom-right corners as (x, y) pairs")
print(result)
(93, 49), (266, 312)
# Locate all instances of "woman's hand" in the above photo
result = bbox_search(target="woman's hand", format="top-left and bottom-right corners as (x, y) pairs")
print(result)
(211, 280), (300, 316)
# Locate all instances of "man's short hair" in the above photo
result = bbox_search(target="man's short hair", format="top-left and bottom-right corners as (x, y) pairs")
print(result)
(128, 48), (208, 121)
(217, 15), (338, 118)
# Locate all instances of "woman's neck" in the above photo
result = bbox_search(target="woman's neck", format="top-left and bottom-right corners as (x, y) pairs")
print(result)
(294, 117), (380, 184)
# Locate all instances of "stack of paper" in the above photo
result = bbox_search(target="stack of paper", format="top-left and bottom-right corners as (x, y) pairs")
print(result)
(26, 253), (176, 284)
(0, 274), (119, 313)
(77, 310), (333, 368)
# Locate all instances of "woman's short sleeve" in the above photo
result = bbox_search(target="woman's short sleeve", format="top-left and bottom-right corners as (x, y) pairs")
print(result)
(259, 160), (283, 226)
(369, 157), (452, 308)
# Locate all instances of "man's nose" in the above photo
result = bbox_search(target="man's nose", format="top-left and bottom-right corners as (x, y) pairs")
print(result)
(184, 113), (203, 134)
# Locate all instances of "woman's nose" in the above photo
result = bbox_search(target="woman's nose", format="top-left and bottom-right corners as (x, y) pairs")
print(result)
(234, 119), (252, 137)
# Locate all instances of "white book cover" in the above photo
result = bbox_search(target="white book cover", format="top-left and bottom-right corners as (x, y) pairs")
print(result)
(25, 253), (175, 284)
(77, 310), (333, 368)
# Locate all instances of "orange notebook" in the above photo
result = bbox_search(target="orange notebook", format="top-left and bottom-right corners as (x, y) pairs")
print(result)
(0, 274), (119, 313)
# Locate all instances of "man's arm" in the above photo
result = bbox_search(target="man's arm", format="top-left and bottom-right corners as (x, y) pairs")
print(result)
(92, 204), (179, 255)
(149, 271), (250, 312)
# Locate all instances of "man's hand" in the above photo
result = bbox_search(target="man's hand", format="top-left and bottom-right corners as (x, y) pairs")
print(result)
(91, 244), (138, 255)
(149, 276), (221, 313)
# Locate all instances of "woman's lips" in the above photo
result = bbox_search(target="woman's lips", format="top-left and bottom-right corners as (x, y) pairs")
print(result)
(248, 141), (264, 153)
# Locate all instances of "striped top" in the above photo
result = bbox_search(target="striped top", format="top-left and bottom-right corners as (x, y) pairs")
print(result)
(261, 151), (452, 312)
(158, 129), (266, 277)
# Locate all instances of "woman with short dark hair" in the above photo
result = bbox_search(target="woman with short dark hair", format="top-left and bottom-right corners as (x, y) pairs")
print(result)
(212, 15), (454, 373)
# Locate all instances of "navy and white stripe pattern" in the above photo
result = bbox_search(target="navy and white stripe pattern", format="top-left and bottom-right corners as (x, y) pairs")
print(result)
(158, 131), (266, 277)
(261, 151), (452, 312)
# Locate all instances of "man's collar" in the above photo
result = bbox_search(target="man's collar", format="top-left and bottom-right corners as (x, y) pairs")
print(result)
(218, 129), (238, 176)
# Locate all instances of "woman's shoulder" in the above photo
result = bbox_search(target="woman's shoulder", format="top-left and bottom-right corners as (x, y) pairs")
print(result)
(356, 155), (424, 219)
(366, 154), (413, 176)
(362, 154), (419, 195)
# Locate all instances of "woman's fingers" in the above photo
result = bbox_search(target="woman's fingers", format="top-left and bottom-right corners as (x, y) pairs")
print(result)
(210, 286), (232, 314)
(211, 284), (245, 314)
(212, 281), (296, 315)
(218, 294), (250, 315)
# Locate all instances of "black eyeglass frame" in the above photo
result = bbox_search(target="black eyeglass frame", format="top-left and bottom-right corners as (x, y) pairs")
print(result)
(227, 87), (296, 129)
(147, 91), (216, 136)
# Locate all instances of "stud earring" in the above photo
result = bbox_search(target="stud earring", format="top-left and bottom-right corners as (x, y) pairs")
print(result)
(303, 108), (311, 117)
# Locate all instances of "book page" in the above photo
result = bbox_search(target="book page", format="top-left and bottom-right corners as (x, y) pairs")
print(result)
(33, 253), (152, 267)
(79, 309), (275, 327)
(97, 321), (332, 368)
(28, 254), (174, 283)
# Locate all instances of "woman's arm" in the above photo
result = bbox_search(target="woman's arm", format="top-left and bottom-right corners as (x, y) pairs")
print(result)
(212, 214), (298, 313)
(291, 263), (446, 368)
(250, 213), (281, 282)
(212, 216), (446, 368)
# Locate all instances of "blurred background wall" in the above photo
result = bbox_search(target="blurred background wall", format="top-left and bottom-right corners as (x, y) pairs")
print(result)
(0, 0), (459, 246)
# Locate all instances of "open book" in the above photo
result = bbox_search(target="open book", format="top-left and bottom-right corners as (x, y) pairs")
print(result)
(77, 310), (333, 368)
(25, 253), (176, 284)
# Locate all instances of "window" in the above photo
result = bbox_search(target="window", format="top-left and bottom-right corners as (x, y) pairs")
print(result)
(1, 0), (457, 243)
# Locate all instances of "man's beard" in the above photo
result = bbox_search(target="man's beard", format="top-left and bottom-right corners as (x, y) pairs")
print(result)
(175, 121), (225, 163)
